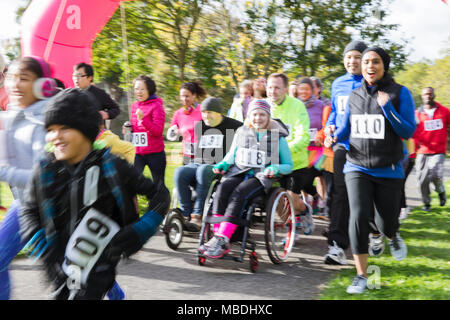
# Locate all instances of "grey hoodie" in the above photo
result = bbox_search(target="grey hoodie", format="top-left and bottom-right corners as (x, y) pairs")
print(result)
(0, 99), (48, 202)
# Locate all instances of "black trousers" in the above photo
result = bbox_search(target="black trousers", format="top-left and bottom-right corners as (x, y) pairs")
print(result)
(212, 175), (265, 219)
(345, 171), (403, 255)
(326, 145), (351, 249)
(400, 157), (415, 208)
(281, 167), (320, 196)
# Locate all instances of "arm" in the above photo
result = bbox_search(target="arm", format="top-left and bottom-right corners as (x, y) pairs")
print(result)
(265, 137), (293, 176)
(140, 103), (166, 136)
(334, 104), (351, 143)
(18, 167), (42, 244)
(99, 89), (121, 120)
(379, 87), (417, 139)
(0, 125), (46, 189)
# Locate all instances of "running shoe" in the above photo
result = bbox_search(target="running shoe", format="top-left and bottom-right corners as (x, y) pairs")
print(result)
(388, 233), (407, 261)
(368, 233), (385, 257)
(204, 235), (230, 259)
(438, 192), (447, 206)
(398, 207), (410, 223)
(300, 202), (315, 235)
(324, 241), (347, 265)
(346, 275), (368, 294)
(422, 204), (431, 212)
(198, 235), (217, 254)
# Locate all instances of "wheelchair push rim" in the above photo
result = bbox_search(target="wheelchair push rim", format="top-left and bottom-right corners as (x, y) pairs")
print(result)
(265, 188), (296, 264)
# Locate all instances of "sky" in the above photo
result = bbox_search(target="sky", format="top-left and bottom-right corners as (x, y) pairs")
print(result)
(0, 0), (449, 63)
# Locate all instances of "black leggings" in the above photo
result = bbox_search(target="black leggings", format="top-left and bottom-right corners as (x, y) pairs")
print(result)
(345, 171), (403, 255)
(134, 151), (166, 186)
(281, 167), (320, 196)
(212, 175), (265, 220)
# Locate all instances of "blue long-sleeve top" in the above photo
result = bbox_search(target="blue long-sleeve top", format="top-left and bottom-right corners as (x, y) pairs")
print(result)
(335, 85), (416, 178)
(326, 73), (364, 150)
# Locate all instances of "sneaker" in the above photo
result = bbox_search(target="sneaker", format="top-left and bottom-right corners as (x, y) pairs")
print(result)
(204, 235), (230, 259)
(346, 275), (368, 294)
(399, 207), (409, 221)
(388, 233), (407, 261)
(190, 214), (203, 229)
(198, 234), (217, 254)
(324, 241), (347, 265)
(368, 233), (385, 257)
(422, 204), (431, 212)
(438, 192), (447, 206)
(300, 203), (315, 235)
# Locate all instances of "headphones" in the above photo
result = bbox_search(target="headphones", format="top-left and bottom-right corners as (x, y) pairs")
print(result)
(29, 56), (58, 100)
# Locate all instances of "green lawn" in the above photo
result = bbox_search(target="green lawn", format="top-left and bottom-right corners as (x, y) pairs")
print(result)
(319, 179), (450, 300)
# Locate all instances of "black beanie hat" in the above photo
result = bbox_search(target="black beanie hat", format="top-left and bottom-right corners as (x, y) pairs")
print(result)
(201, 97), (223, 114)
(45, 88), (101, 143)
(344, 40), (368, 56)
(362, 46), (391, 72)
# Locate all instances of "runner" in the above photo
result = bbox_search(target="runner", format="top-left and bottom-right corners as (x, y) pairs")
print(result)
(413, 87), (449, 211)
(329, 47), (416, 294)
(19, 88), (170, 300)
(173, 97), (242, 230)
(296, 77), (326, 215)
(266, 73), (312, 233)
(167, 82), (205, 164)
(199, 99), (293, 258)
(0, 56), (57, 299)
(228, 80), (253, 122)
(323, 40), (368, 265)
(130, 75), (166, 186)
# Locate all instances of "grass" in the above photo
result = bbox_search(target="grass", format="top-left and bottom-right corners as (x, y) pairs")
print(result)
(319, 179), (450, 300)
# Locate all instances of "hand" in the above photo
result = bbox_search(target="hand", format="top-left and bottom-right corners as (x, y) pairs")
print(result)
(324, 125), (335, 136)
(315, 136), (324, 147)
(377, 91), (390, 107)
(104, 225), (142, 262)
(264, 166), (279, 178)
(166, 125), (179, 141)
(324, 135), (336, 149)
(99, 110), (109, 120)
(136, 108), (144, 121)
(212, 162), (229, 175)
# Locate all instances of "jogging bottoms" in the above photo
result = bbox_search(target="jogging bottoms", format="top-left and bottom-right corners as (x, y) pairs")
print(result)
(326, 145), (350, 249)
(345, 171), (403, 255)
(134, 151), (166, 186)
(415, 153), (445, 205)
(212, 175), (264, 220)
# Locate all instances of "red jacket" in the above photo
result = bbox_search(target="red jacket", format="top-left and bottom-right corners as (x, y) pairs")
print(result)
(413, 102), (450, 154)
(130, 97), (165, 155)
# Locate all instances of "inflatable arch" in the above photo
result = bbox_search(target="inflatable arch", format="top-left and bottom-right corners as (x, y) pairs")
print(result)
(21, 0), (134, 87)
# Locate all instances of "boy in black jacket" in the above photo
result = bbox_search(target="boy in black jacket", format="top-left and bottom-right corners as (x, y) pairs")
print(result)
(19, 88), (170, 299)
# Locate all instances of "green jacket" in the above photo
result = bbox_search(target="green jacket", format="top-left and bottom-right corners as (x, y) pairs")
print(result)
(268, 95), (310, 170)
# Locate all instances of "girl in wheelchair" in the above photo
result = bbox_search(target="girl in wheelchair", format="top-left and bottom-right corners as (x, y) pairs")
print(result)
(199, 99), (293, 259)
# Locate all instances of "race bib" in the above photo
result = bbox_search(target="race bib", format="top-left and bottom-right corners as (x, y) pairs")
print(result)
(337, 96), (349, 115)
(351, 114), (385, 139)
(236, 148), (266, 168)
(183, 142), (195, 155)
(132, 132), (148, 147)
(199, 134), (223, 149)
(309, 128), (318, 142)
(62, 208), (120, 285)
(424, 119), (443, 131)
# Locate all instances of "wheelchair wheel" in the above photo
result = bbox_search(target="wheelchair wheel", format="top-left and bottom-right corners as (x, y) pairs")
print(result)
(165, 210), (184, 250)
(264, 188), (296, 264)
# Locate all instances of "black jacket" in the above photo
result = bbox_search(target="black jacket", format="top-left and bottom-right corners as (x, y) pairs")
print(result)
(347, 75), (404, 168)
(87, 85), (121, 120)
(19, 148), (168, 298)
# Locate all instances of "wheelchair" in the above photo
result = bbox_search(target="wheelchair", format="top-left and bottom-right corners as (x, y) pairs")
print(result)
(197, 176), (296, 273)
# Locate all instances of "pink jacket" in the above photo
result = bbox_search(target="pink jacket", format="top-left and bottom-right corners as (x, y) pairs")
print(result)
(130, 97), (165, 155)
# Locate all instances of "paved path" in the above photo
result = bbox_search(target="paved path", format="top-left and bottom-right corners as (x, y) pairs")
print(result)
(8, 158), (449, 300)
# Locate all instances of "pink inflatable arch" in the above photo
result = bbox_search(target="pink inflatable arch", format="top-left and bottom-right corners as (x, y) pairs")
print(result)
(21, 0), (134, 87)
